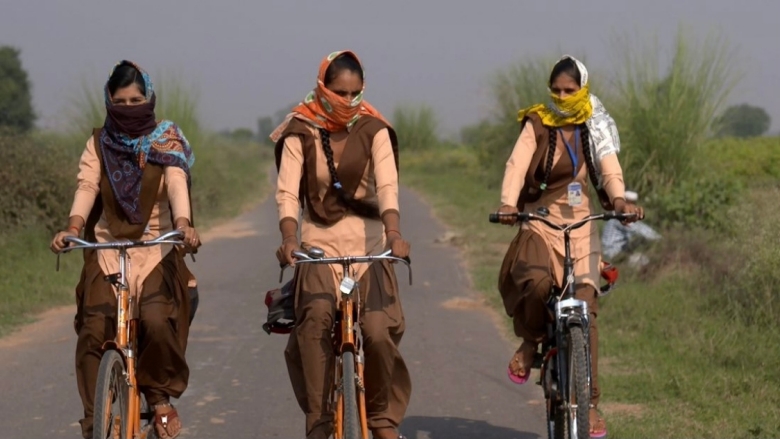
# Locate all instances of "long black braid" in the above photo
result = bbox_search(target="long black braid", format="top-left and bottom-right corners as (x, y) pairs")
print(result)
(318, 128), (380, 219)
(579, 123), (600, 189)
(539, 127), (558, 191)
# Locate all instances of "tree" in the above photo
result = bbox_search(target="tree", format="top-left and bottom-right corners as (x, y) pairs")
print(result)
(0, 46), (35, 132)
(715, 104), (771, 138)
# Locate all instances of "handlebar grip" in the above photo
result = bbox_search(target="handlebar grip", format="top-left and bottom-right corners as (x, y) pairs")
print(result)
(489, 213), (500, 223)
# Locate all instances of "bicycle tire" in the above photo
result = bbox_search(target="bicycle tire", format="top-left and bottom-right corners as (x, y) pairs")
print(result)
(92, 350), (128, 439)
(341, 351), (361, 439)
(567, 325), (590, 439)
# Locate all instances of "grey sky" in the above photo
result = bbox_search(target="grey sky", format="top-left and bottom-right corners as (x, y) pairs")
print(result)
(2, 1), (777, 136)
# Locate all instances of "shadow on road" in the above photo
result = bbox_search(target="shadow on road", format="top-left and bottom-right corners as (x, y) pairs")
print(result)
(400, 416), (542, 439)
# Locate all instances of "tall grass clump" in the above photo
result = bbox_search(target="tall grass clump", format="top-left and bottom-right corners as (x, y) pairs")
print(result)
(609, 26), (741, 195)
(392, 104), (440, 151)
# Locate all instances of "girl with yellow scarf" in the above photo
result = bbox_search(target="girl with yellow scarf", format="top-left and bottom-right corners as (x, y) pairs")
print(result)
(495, 55), (643, 438)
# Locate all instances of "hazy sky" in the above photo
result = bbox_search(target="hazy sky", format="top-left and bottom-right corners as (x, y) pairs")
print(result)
(2, 1), (778, 136)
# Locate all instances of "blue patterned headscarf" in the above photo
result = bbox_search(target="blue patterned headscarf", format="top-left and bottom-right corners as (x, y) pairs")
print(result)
(99, 60), (195, 224)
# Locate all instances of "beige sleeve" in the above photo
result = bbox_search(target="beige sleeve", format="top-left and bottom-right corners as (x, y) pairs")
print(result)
(276, 135), (304, 222)
(599, 153), (626, 203)
(372, 128), (400, 215)
(500, 121), (537, 206)
(165, 166), (191, 222)
(69, 136), (101, 221)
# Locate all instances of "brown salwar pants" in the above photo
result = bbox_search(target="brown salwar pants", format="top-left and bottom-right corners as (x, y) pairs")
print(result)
(74, 250), (190, 439)
(499, 229), (601, 406)
(285, 260), (412, 438)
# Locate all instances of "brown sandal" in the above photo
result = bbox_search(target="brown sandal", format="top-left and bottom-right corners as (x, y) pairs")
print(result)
(154, 404), (182, 439)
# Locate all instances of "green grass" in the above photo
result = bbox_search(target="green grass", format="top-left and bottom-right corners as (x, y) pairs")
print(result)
(402, 146), (780, 438)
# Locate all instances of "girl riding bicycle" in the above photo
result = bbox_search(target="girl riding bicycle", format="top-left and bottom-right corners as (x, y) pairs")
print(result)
(49, 61), (199, 439)
(271, 50), (411, 439)
(495, 55), (643, 438)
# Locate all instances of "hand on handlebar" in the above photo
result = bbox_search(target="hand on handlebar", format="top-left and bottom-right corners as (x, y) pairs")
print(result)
(496, 205), (519, 225)
(276, 238), (302, 266)
(613, 199), (644, 225)
(50, 230), (78, 254)
(177, 225), (201, 250)
(386, 232), (411, 260)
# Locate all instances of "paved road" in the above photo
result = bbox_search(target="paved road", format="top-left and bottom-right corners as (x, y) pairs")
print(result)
(0, 187), (545, 439)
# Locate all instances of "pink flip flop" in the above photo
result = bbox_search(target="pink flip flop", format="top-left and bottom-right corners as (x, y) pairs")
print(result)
(507, 366), (530, 385)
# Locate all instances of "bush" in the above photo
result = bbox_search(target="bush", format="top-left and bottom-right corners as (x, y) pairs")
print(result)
(646, 172), (742, 231)
(700, 136), (780, 184)
(708, 187), (780, 327)
(0, 132), (76, 233)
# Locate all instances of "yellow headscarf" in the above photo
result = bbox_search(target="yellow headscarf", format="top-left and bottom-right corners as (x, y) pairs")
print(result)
(517, 58), (593, 127)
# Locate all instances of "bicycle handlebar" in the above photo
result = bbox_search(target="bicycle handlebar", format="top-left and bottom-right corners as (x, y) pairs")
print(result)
(59, 230), (186, 254)
(489, 210), (638, 232)
(279, 247), (413, 285)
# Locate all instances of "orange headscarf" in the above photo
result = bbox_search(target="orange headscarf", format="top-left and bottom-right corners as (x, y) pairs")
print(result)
(270, 50), (390, 142)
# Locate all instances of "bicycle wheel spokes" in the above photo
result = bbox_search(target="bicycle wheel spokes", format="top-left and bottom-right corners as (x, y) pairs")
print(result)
(93, 350), (128, 439)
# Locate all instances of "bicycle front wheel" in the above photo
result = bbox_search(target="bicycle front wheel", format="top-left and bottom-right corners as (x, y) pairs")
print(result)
(92, 350), (129, 439)
(566, 325), (591, 439)
(340, 351), (361, 439)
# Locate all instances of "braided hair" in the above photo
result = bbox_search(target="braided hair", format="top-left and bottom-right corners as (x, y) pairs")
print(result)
(538, 124), (599, 191)
(579, 123), (600, 189)
(539, 127), (557, 191)
(318, 128), (380, 219)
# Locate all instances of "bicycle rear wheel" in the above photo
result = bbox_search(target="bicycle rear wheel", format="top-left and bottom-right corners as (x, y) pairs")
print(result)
(340, 351), (361, 439)
(92, 350), (128, 439)
(566, 325), (590, 439)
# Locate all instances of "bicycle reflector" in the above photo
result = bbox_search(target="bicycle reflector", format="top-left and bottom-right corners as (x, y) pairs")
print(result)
(340, 277), (356, 295)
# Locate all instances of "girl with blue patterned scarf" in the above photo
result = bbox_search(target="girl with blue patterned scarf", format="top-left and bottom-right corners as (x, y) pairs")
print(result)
(50, 61), (198, 439)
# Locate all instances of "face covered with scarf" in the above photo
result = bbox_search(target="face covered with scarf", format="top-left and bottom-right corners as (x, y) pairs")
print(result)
(518, 55), (621, 169)
(100, 61), (195, 224)
(270, 50), (390, 141)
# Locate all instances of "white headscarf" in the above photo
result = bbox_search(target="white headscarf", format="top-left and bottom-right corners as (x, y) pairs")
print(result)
(559, 55), (621, 186)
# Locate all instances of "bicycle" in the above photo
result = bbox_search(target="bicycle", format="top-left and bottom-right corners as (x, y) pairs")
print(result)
(489, 207), (635, 439)
(279, 247), (412, 439)
(57, 230), (187, 439)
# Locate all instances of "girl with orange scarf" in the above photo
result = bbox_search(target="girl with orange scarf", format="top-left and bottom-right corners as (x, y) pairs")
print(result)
(271, 51), (411, 439)
(495, 56), (643, 438)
